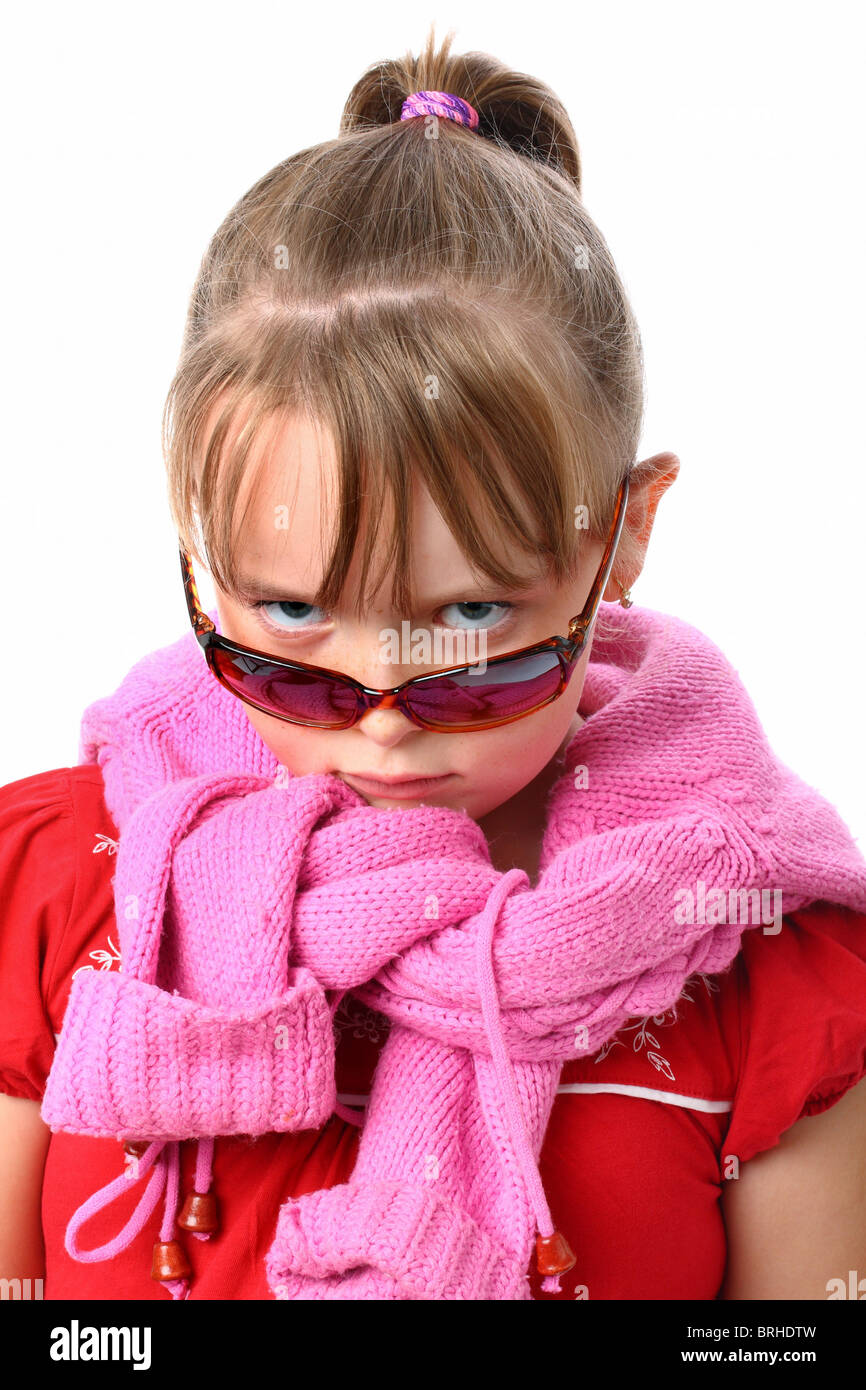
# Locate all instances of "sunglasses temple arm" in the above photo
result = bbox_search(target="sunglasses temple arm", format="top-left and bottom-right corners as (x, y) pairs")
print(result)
(567, 472), (630, 650)
(180, 546), (216, 641)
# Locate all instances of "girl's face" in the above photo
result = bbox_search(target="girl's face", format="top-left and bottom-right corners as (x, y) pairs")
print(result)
(213, 412), (607, 821)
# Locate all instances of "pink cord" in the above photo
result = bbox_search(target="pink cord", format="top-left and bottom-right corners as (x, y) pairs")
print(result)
(65, 1139), (167, 1262)
(474, 868), (571, 1293)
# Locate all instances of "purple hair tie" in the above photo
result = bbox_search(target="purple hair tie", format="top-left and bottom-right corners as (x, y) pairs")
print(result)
(400, 89), (480, 131)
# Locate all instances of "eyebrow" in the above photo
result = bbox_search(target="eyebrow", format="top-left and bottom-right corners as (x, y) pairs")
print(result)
(233, 573), (544, 606)
(234, 574), (315, 602)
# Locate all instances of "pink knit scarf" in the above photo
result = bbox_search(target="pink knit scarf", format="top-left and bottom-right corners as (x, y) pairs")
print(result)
(41, 601), (866, 1300)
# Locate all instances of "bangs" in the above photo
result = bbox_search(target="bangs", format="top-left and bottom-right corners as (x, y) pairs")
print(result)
(168, 287), (624, 619)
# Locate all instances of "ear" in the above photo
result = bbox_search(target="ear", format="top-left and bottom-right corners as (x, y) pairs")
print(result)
(602, 451), (680, 602)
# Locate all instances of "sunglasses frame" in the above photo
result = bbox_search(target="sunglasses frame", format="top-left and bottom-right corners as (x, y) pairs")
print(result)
(179, 470), (631, 732)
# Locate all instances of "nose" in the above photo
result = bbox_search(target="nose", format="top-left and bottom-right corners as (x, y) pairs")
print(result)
(354, 703), (418, 745)
(334, 633), (421, 743)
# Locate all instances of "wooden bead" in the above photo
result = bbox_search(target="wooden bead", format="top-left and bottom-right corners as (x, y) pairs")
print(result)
(151, 1239), (191, 1282)
(535, 1229), (576, 1278)
(178, 1191), (219, 1234)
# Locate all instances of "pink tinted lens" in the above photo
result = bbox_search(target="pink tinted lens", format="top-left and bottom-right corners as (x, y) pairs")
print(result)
(405, 649), (565, 728)
(211, 648), (357, 726)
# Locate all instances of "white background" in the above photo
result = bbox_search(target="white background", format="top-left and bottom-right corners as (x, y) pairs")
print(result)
(2, 1), (864, 843)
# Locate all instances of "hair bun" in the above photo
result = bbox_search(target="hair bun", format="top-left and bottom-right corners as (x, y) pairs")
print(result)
(340, 26), (582, 193)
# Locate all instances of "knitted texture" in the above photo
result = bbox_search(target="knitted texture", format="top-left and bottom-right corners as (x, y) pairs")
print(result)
(41, 602), (866, 1300)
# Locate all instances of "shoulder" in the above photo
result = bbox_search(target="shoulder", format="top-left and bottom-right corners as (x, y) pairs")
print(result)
(0, 764), (117, 953)
(0, 763), (111, 839)
(718, 903), (866, 1298)
(719, 1069), (866, 1298)
(0, 766), (119, 1102)
(0, 766), (82, 934)
(724, 901), (866, 1163)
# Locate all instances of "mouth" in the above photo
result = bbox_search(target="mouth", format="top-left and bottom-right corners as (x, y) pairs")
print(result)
(340, 772), (456, 800)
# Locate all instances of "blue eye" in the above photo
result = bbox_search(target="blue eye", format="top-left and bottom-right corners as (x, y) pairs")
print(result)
(253, 600), (327, 633)
(439, 602), (512, 630)
(247, 597), (514, 639)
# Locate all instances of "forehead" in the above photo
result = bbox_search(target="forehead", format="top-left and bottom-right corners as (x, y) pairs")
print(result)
(228, 407), (543, 603)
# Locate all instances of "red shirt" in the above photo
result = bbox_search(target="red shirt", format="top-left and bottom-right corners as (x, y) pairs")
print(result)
(2, 765), (866, 1301)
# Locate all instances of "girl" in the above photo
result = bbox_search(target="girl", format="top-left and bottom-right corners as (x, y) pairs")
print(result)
(2, 28), (866, 1302)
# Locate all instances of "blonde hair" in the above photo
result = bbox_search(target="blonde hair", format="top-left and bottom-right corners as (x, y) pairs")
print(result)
(162, 24), (645, 628)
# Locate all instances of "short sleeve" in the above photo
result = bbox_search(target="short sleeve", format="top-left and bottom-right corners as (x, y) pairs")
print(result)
(722, 900), (866, 1165)
(0, 769), (78, 1101)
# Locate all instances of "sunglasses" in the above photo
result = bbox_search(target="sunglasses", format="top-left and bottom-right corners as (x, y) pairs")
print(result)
(179, 471), (630, 733)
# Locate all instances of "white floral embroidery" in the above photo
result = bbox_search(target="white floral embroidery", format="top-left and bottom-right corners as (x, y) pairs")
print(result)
(332, 995), (391, 1045)
(678, 972), (720, 1006)
(73, 831), (123, 975)
(72, 933), (122, 978)
(592, 972), (721, 1082)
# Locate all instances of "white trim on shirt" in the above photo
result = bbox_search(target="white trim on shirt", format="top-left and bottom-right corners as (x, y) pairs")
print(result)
(555, 1082), (732, 1112)
(337, 1084), (733, 1114)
